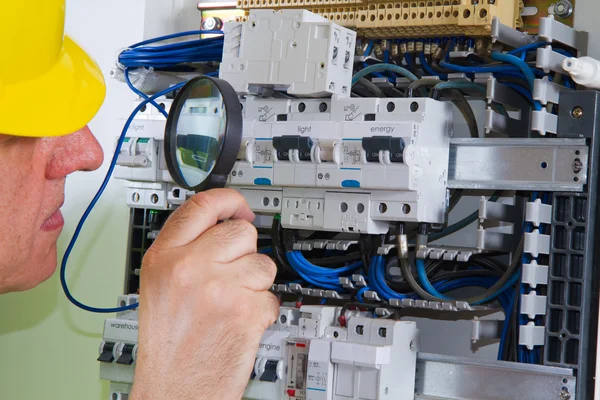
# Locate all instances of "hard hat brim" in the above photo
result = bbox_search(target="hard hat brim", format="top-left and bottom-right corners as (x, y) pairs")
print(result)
(0, 36), (106, 137)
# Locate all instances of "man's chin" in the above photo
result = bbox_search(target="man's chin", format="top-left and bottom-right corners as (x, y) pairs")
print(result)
(7, 245), (58, 293)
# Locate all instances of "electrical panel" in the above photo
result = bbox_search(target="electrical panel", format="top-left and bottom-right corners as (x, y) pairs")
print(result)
(97, 1), (600, 400)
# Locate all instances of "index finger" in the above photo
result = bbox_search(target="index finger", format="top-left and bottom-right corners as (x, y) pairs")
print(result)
(152, 189), (255, 249)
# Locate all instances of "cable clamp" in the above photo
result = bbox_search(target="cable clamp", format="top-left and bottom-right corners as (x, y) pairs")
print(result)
(520, 290), (548, 319)
(522, 260), (549, 289)
(525, 198), (552, 228)
(524, 228), (551, 258)
(351, 275), (368, 288)
(532, 107), (558, 136)
(377, 244), (396, 255)
(363, 291), (382, 302)
(519, 321), (545, 350)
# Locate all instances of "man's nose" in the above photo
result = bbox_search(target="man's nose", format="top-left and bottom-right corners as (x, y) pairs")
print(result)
(45, 126), (104, 180)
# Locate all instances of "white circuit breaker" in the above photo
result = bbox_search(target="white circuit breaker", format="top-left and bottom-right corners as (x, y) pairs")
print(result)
(98, 300), (420, 400)
(114, 98), (191, 210)
(98, 295), (140, 399)
(232, 95), (454, 233)
(244, 305), (419, 400)
(220, 9), (356, 97)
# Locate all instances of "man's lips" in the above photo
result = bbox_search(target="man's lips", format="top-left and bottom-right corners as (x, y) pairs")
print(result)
(41, 209), (65, 232)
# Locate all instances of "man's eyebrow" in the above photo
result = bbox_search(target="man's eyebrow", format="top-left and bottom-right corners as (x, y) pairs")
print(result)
(0, 135), (20, 145)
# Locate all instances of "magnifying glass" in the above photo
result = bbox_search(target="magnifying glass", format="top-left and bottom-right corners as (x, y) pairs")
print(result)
(164, 76), (242, 192)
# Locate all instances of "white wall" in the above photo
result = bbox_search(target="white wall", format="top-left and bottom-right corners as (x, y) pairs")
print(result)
(575, 0), (600, 58)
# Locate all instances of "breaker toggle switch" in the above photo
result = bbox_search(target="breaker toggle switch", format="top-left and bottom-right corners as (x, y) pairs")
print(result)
(98, 341), (116, 363)
(361, 136), (405, 163)
(116, 344), (136, 365)
(259, 360), (281, 382)
(273, 136), (313, 162)
(255, 358), (283, 382)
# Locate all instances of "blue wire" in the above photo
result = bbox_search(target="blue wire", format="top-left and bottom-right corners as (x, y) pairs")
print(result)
(357, 286), (371, 303)
(439, 61), (524, 74)
(500, 82), (535, 105)
(507, 42), (549, 56)
(416, 259), (451, 300)
(490, 52), (542, 110)
(498, 289), (516, 360)
(472, 272), (521, 305)
(362, 62), (387, 80)
(490, 52), (535, 90)
(124, 68), (169, 118)
(375, 256), (409, 300)
(126, 30), (223, 48)
(60, 81), (187, 313)
(419, 52), (447, 79)
(118, 30), (224, 69)
(290, 252), (362, 276)
(286, 252), (362, 291)
(553, 48), (574, 58)
(364, 40), (374, 57)
(352, 63), (418, 86)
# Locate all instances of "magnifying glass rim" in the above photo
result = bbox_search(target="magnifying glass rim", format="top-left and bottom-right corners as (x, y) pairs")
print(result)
(164, 75), (242, 192)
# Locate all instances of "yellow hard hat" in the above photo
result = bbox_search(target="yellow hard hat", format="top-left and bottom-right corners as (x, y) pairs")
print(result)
(0, 0), (106, 137)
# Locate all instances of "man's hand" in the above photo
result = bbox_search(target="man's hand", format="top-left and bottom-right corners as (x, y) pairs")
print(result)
(130, 189), (279, 400)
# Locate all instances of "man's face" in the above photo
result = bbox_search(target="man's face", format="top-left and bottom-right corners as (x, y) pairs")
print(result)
(0, 127), (103, 293)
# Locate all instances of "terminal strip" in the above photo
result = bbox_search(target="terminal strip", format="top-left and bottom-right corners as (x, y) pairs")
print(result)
(236, 0), (522, 38)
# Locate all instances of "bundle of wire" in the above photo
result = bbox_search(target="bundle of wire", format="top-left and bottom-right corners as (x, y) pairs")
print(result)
(367, 255), (516, 360)
(353, 39), (573, 112)
(517, 192), (552, 364)
(117, 30), (224, 69)
(286, 251), (362, 291)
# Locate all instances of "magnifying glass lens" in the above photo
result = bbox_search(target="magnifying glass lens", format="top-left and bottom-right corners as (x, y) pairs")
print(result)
(174, 80), (226, 187)
(165, 76), (242, 192)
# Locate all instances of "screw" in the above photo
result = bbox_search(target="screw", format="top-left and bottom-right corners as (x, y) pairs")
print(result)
(554, 0), (573, 18)
(475, 39), (485, 51)
(202, 17), (223, 31)
(573, 158), (583, 174)
(560, 389), (571, 400)
(571, 106), (584, 119)
(409, 340), (415, 351)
